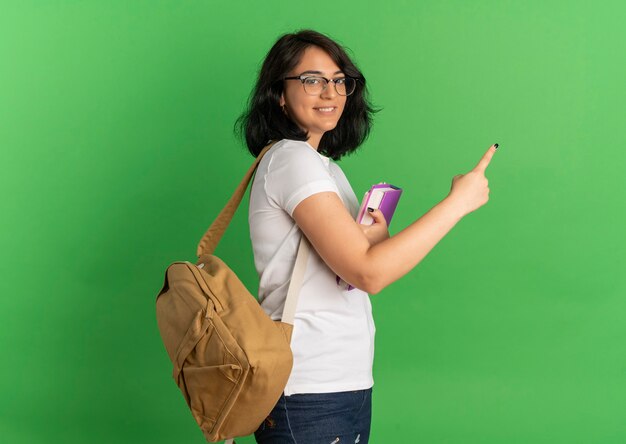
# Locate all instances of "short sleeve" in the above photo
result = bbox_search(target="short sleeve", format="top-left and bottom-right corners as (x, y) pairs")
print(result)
(264, 141), (340, 217)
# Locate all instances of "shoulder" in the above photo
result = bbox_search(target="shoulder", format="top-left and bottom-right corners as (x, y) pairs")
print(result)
(264, 139), (326, 169)
(272, 138), (320, 157)
(328, 160), (346, 178)
(261, 139), (339, 215)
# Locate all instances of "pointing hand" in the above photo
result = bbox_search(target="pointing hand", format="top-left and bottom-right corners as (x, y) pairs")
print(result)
(447, 143), (498, 217)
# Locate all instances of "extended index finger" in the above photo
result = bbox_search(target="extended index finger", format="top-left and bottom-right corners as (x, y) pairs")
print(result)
(473, 143), (498, 173)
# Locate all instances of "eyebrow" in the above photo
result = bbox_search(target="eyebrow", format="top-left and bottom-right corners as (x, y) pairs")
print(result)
(299, 70), (344, 76)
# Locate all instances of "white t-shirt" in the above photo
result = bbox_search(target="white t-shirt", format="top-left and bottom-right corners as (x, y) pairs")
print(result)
(248, 138), (376, 396)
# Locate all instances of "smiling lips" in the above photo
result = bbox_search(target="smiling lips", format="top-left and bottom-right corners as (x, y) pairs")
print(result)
(314, 106), (337, 113)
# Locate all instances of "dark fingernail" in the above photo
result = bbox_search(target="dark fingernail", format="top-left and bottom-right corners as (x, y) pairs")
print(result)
(367, 207), (374, 212)
(494, 143), (499, 149)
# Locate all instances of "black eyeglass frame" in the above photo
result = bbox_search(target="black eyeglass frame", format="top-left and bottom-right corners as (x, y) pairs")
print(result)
(282, 75), (360, 96)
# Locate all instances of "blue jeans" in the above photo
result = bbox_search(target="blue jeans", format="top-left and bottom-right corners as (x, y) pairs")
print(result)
(254, 388), (372, 444)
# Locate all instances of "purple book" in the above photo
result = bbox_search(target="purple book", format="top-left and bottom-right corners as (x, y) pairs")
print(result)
(356, 182), (403, 227)
(336, 182), (403, 291)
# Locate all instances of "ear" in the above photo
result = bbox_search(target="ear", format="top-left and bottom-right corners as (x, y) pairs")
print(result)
(280, 92), (285, 107)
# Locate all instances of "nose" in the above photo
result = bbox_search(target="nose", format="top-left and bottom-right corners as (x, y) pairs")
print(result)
(320, 79), (337, 99)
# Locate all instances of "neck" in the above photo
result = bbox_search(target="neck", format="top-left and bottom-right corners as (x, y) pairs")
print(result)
(307, 135), (321, 150)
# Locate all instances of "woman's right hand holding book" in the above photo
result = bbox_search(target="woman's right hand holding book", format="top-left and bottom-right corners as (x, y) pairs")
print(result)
(358, 208), (389, 247)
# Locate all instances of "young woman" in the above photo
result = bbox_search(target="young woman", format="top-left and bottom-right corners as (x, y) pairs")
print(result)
(235, 29), (497, 444)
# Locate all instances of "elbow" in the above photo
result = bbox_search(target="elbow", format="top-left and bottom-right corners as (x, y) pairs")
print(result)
(339, 248), (386, 294)
(366, 280), (384, 296)
(358, 271), (384, 295)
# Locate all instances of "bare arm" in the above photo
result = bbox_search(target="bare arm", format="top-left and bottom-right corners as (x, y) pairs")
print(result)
(292, 144), (498, 295)
(293, 193), (463, 294)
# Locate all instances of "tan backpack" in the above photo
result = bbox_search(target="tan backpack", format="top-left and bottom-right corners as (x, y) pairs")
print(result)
(155, 140), (311, 443)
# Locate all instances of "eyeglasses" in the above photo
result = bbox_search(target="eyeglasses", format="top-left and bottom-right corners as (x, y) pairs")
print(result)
(283, 75), (358, 96)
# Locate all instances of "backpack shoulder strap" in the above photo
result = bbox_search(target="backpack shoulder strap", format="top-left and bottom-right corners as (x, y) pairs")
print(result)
(282, 235), (310, 325)
(195, 139), (311, 327)
(196, 141), (277, 257)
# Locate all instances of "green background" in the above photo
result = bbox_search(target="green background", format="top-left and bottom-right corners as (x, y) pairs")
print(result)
(2, 0), (625, 442)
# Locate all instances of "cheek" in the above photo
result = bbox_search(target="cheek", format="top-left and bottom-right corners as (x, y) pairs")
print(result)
(283, 87), (301, 106)
(298, 95), (316, 107)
